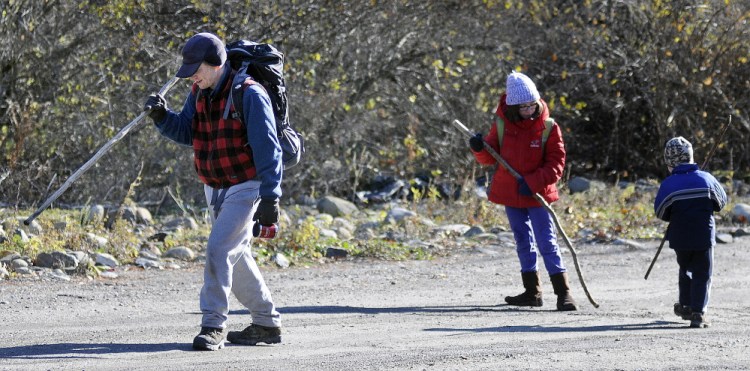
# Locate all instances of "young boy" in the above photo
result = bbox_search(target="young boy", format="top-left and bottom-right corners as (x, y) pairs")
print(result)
(654, 137), (727, 328)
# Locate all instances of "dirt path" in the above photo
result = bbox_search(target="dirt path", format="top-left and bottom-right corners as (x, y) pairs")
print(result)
(1, 237), (749, 370)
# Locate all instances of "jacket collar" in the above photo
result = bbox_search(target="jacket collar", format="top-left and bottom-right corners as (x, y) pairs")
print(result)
(672, 163), (699, 174)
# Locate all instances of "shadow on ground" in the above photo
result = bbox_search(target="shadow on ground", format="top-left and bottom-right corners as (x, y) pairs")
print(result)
(0, 342), (188, 359)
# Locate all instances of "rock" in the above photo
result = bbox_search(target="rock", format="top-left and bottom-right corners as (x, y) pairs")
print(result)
(317, 196), (358, 217)
(67, 251), (90, 267)
(35, 251), (78, 270)
(433, 224), (471, 236)
(0, 251), (21, 263)
(384, 207), (417, 224)
(273, 253), (290, 268)
(135, 207), (153, 225)
(147, 231), (170, 242)
(333, 217), (356, 233)
(47, 269), (71, 281)
(14, 266), (32, 275)
(86, 205), (106, 224)
(163, 262), (182, 270)
(319, 228), (338, 239)
(325, 246), (349, 259)
(716, 233), (733, 244)
(53, 221), (68, 232)
(463, 226), (485, 238)
(135, 257), (163, 269)
(18, 217), (43, 235)
(140, 243), (163, 257)
(85, 233), (109, 249)
(355, 223), (378, 240)
(163, 217), (199, 231)
(139, 249), (161, 261)
(315, 213), (334, 225)
(164, 246), (195, 261)
(335, 227), (354, 241)
(99, 270), (118, 279)
(296, 195), (317, 206)
(568, 176), (606, 194)
(734, 228), (749, 237)
(568, 177), (591, 193)
(95, 253), (119, 267)
(109, 206), (138, 227)
(0, 265), (8, 279)
(11, 258), (28, 271)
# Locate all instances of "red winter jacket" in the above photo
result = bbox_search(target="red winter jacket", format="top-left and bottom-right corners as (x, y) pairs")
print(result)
(472, 94), (565, 208)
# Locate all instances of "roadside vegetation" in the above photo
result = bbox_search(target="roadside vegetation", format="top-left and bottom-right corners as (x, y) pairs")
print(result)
(2, 180), (747, 277)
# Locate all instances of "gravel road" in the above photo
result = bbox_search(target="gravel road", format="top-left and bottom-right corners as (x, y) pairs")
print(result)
(1, 237), (749, 370)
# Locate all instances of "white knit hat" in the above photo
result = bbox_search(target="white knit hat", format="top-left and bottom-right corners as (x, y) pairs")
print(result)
(664, 136), (694, 168)
(505, 72), (540, 105)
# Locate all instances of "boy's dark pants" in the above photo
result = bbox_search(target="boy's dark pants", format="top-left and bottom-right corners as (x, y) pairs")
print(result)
(675, 248), (713, 314)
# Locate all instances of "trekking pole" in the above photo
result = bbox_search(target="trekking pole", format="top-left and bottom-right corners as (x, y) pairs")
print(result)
(24, 77), (180, 225)
(644, 115), (732, 279)
(452, 119), (600, 308)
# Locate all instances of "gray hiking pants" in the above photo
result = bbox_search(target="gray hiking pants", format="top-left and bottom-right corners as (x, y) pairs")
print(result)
(199, 180), (281, 329)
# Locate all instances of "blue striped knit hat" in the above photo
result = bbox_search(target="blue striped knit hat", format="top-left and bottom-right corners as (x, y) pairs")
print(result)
(664, 137), (694, 168)
(505, 72), (540, 105)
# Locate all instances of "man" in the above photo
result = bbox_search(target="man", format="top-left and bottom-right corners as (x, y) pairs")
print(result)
(144, 32), (283, 350)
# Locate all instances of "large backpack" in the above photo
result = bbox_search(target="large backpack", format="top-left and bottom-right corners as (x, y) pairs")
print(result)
(224, 40), (304, 169)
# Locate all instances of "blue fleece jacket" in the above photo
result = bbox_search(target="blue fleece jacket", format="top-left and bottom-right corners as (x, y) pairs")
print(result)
(654, 163), (727, 250)
(154, 66), (282, 200)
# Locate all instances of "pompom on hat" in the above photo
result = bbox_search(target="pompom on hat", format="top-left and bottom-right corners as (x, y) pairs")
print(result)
(505, 72), (540, 106)
(175, 33), (227, 78)
(664, 136), (694, 168)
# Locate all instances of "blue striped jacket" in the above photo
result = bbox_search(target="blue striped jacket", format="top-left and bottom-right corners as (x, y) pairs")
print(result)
(654, 163), (727, 250)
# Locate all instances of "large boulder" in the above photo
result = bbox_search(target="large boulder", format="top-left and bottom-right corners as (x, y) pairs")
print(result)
(317, 196), (358, 217)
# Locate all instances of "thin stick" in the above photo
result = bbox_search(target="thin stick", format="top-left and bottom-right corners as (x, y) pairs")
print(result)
(644, 115), (732, 279)
(453, 119), (600, 308)
(24, 77), (180, 225)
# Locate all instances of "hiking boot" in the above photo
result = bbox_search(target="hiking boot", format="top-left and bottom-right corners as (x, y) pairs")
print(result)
(505, 271), (543, 307)
(227, 324), (282, 345)
(673, 303), (692, 320)
(550, 272), (578, 311)
(192, 327), (226, 351)
(690, 312), (710, 328)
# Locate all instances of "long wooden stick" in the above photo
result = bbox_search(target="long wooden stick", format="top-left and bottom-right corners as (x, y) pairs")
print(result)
(644, 115), (732, 280)
(453, 119), (599, 308)
(24, 77), (180, 225)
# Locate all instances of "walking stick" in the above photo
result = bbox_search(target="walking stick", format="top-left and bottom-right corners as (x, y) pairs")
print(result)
(24, 77), (180, 225)
(644, 115), (732, 279)
(452, 119), (600, 308)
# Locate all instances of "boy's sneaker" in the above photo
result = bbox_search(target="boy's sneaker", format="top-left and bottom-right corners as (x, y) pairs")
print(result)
(673, 303), (692, 320)
(689, 312), (710, 328)
(192, 327), (226, 351)
(227, 324), (282, 345)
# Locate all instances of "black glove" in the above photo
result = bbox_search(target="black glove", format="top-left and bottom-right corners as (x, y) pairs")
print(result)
(517, 178), (533, 196)
(253, 198), (279, 225)
(469, 133), (485, 152)
(144, 94), (167, 123)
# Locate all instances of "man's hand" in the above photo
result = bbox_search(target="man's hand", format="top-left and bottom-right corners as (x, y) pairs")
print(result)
(253, 198), (279, 225)
(144, 94), (167, 123)
(469, 133), (485, 152)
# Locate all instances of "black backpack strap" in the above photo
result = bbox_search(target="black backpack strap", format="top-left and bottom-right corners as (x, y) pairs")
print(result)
(225, 72), (248, 121)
